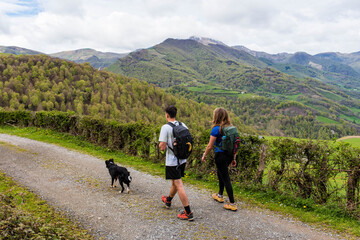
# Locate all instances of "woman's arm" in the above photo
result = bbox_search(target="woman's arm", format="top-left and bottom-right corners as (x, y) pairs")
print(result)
(231, 154), (237, 167)
(201, 136), (217, 162)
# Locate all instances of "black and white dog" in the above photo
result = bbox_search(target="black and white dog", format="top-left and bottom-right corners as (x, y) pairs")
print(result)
(105, 159), (132, 193)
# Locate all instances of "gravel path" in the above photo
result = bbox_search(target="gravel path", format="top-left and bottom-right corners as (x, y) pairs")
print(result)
(0, 133), (346, 240)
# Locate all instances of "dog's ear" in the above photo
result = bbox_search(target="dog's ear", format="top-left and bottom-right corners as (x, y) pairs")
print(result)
(109, 159), (114, 163)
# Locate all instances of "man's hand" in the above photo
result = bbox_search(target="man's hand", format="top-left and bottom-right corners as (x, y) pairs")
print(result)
(230, 159), (236, 167)
(159, 142), (167, 151)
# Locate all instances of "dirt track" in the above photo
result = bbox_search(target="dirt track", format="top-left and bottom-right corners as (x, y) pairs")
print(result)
(0, 134), (347, 240)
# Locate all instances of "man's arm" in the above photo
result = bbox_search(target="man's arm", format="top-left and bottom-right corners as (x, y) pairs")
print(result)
(158, 125), (168, 151)
(159, 141), (167, 151)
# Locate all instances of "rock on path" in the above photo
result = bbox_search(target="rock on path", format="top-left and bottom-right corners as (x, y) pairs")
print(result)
(0, 134), (343, 240)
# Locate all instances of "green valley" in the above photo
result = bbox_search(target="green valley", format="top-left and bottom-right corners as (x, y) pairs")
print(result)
(108, 38), (360, 139)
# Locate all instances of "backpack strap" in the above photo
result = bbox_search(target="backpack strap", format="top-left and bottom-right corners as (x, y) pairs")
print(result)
(167, 121), (182, 151)
(167, 122), (177, 152)
(166, 121), (182, 167)
(167, 122), (182, 128)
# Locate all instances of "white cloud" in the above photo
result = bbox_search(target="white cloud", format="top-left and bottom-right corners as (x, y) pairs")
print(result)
(0, 0), (359, 54)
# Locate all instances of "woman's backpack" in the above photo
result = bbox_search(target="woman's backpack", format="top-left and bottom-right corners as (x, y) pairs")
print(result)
(220, 126), (241, 156)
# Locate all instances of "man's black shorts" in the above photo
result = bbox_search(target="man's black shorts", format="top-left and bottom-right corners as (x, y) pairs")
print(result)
(166, 163), (186, 180)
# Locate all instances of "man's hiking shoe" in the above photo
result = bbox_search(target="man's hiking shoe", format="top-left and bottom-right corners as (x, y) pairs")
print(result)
(212, 193), (224, 203)
(177, 211), (194, 221)
(161, 195), (171, 208)
(224, 203), (237, 211)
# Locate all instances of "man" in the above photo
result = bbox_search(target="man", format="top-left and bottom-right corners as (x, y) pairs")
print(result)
(159, 105), (193, 221)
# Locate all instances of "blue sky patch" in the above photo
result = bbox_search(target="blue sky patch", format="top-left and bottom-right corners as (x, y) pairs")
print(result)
(6, 0), (43, 17)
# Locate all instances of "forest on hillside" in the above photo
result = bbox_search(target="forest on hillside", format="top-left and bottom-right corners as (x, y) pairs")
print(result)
(0, 54), (257, 134)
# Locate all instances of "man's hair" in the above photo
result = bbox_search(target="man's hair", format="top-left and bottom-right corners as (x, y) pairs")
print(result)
(165, 105), (177, 118)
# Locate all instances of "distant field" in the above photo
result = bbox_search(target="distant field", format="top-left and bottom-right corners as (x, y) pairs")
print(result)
(350, 107), (360, 113)
(316, 89), (344, 101)
(337, 136), (360, 147)
(316, 116), (340, 125)
(187, 85), (253, 97)
(339, 114), (360, 124)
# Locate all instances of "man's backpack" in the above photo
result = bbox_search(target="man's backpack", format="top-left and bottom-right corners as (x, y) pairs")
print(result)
(220, 126), (241, 155)
(167, 122), (193, 162)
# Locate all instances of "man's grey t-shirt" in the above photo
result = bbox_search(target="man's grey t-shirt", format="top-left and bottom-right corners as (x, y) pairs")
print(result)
(159, 121), (187, 167)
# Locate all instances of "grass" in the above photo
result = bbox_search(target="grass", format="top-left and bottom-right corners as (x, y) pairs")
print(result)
(338, 137), (360, 148)
(316, 89), (344, 101)
(286, 94), (301, 101)
(0, 172), (93, 239)
(339, 114), (360, 124)
(316, 116), (340, 125)
(187, 84), (249, 97)
(350, 107), (360, 113)
(0, 126), (360, 238)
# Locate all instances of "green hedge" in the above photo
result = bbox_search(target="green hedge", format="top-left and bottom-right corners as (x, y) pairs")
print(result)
(0, 110), (153, 156)
(1, 110), (359, 218)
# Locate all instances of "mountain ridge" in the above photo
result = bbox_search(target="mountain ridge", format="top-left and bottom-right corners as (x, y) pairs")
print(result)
(107, 37), (360, 139)
(2, 38), (360, 87)
(233, 45), (360, 90)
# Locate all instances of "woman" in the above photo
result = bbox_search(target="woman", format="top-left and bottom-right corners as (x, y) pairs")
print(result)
(201, 107), (237, 211)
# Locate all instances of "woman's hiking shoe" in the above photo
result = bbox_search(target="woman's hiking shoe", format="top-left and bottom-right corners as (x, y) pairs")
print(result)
(177, 211), (194, 221)
(212, 193), (224, 203)
(161, 195), (171, 208)
(224, 203), (237, 211)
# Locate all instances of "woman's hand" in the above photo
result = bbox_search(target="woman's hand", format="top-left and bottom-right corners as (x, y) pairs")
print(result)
(230, 159), (236, 167)
(202, 136), (216, 163)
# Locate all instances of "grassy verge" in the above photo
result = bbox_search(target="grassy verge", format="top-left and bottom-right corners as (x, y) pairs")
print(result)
(0, 172), (93, 239)
(0, 126), (359, 238)
(338, 137), (360, 148)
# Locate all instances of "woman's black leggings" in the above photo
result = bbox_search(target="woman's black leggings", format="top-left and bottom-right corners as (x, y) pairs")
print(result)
(215, 152), (234, 203)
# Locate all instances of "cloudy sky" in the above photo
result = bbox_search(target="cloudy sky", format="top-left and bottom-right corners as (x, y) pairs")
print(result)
(1, 0), (360, 54)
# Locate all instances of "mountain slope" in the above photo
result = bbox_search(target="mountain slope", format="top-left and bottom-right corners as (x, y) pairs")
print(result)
(108, 38), (267, 87)
(0, 46), (127, 70)
(50, 48), (127, 69)
(234, 45), (360, 91)
(108, 37), (360, 139)
(0, 46), (43, 55)
(315, 51), (360, 73)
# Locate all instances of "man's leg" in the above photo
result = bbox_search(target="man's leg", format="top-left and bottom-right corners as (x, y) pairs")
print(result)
(173, 179), (189, 207)
(169, 180), (177, 198)
(174, 178), (193, 220)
